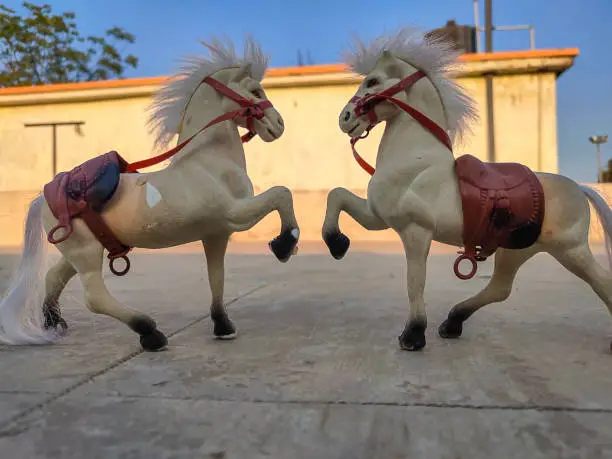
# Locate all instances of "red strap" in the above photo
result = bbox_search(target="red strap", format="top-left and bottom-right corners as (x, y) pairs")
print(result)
(126, 109), (239, 172)
(202, 76), (252, 107)
(125, 77), (271, 173)
(389, 97), (453, 151)
(379, 70), (427, 99)
(350, 133), (376, 176)
(352, 71), (427, 119)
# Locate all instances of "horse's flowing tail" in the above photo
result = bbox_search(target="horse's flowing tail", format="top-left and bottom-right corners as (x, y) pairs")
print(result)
(580, 185), (612, 273)
(0, 195), (59, 345)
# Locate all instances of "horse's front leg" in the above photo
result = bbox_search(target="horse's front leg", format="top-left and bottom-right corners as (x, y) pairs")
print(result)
(226, 186), (299, 262)
(202, 234), (236, 340)
(397, 223), (433, 351)
(322, 187), (389, 259)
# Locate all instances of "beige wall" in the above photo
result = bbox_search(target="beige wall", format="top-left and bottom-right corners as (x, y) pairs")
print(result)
(0, 97), (157, 191)
(0, 52), (578, 247)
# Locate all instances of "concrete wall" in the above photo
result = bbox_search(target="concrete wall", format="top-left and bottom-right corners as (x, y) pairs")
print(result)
(0, 49), (581, 247)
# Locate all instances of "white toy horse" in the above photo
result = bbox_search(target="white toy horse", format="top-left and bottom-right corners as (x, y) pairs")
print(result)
(323, 27), (612, 352)
(0, 36), (300, 351)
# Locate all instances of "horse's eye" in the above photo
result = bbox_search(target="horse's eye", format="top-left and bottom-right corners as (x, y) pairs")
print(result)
(366, 78), (379, 88)
(251, 89), (264, 98)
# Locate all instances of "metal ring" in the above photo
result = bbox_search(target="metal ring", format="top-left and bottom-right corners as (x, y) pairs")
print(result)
(359, 128), (371, 140)
(47, 224), (72, 244)
(453, 254), (478, 280)
(109, 255), (130, 276)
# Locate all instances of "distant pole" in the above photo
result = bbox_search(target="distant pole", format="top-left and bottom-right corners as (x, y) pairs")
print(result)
(597, 143), (602, 182)
(24, 121), (85, 178)
(473, 0), (481, 52)
(485, 0), (493, 52)
(484, 0), (495, 162)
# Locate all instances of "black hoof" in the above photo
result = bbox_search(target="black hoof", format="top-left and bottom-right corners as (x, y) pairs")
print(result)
(212, 314), (237, 340)
(269, 228), (299, 262)
(438, 319), (463, 339)
(43, 300), (68, 335)
(323, 232), (350, 260)
(140, 330), (168, 351)
(398, 322), (426, 351)
(129, 316), (167, 351)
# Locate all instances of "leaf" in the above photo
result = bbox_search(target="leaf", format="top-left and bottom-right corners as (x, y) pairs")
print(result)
(124, 54), (138, 68)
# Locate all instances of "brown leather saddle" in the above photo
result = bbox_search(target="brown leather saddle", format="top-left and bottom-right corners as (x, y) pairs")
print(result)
(44, 151), (134, 276)
(453, 154), (545, 279)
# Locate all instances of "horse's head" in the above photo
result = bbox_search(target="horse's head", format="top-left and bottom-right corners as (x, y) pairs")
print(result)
(147, 36), (284, 150)
(339, 27), (478, 144)
(215, 62), (284, 143)
(339, 50), (421, 138)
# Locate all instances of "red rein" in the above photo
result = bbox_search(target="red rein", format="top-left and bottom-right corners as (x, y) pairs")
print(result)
(125, 76), (272, 172)
(348, 70), (453, 176)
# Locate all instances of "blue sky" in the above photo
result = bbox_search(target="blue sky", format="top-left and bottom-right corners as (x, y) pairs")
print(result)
(5, 0), (611, 182)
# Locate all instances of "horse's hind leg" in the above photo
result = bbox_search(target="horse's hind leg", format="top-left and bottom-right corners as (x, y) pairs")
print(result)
(202, 234), (236, 340)
(439, 247), (538, 339)
(59, 235), (167, 351)
(43, 256), (76, 332)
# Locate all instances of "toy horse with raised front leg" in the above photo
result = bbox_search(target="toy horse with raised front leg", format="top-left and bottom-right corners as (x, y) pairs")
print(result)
(322, 26), (612, 352)
(0, 36), (300, 350)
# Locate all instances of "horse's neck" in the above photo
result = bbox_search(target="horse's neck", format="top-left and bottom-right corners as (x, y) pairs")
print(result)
(171, 85), (247, 171)
(377, 96), (453, 169)
(174, 124), (247, 171)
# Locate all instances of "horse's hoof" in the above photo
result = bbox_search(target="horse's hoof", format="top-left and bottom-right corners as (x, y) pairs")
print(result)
(140, 330), (168, 352)
(43, 300), (68, 334)
(53, 317), (69, 336)
(44, 316), (68, 335)
(269, 228), (299, 262)
(398, 323), (426, 351)
(129, 316), (167, 351)
(213, 315), (237, 340)
(323, 232), (350, 259)
(438, 319), (463, 339)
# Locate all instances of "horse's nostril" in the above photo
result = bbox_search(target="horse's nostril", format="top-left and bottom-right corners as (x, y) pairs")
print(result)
(344, 111), (351, 122)
(278, 118), (284, 127)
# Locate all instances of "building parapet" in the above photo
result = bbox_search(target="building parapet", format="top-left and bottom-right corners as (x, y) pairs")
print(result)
(0, 48), (579, 107)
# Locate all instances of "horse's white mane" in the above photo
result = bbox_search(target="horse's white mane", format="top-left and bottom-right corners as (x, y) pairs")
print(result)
(342, 26), (479, 142)
(147, 35), (269, 147)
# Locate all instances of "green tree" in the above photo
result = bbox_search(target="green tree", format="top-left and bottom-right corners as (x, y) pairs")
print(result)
(0, 1), (139, 87)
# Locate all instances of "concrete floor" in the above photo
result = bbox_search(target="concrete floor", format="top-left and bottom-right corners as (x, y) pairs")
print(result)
(0, 241), (611, 458)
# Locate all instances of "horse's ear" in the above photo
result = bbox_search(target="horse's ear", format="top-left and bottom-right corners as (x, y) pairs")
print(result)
(380, 50), (393, 61)
(385, 62), (402, 79)
(232, 63), (253, 82)
(377, 49), (396, 70)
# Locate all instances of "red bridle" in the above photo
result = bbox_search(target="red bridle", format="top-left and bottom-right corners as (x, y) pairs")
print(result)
(348, 70), (453, 175)
(125, 76), (272, 172)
